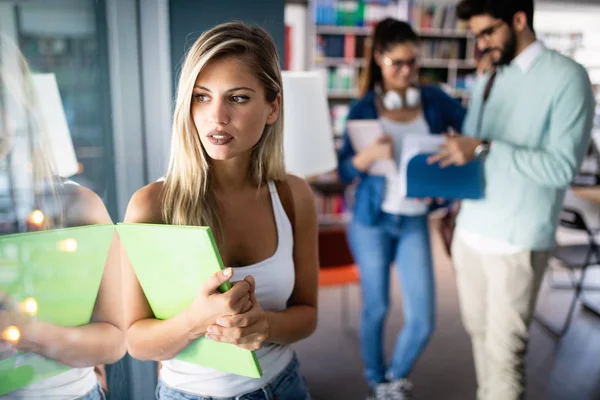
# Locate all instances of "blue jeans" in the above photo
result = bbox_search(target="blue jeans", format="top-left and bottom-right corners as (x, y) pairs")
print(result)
(79, 383), (106, 400)
(347, 213), (436, 385)
(155, 355), (311, 400)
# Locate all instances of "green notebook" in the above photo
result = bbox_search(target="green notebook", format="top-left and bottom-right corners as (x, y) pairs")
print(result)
(0, 224), (115, 396)
(116, 223), (262, 378)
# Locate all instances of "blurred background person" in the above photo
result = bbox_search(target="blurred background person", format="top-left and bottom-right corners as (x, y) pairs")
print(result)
(336, 18), (465, 400)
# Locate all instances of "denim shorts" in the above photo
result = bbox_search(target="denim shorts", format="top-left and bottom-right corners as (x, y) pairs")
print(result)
(156, 355), (311, 400)
(79, 383), (106, 400)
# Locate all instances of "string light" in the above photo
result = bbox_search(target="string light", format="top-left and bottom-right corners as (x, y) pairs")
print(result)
(27, 210), (45, 227)
(21, 297), (38, 315)
(1, 326), (20, 343)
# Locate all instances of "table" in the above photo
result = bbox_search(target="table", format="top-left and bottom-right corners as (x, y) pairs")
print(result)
(570, 186), (600, 317)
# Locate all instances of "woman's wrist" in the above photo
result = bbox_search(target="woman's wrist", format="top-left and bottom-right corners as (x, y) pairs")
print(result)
(14, 319), (45, 354)
(181, 306), (207, 341)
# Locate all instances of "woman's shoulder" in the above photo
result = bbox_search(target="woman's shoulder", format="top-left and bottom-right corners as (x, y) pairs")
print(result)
(124, 181), (165, 223)
(283, 174), (311, 199)
(62, 183), (112, 226)
(281, 174), (316, 219)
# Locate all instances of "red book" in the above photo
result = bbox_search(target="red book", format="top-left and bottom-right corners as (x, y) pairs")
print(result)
(344, 34), (356, 61)
(284, 25), (291, 70)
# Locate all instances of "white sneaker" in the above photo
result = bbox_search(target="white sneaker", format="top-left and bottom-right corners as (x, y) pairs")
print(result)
(366, 382), (392, 400)
(386, 379), (414, 400)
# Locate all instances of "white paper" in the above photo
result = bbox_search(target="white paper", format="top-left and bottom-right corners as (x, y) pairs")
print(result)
(346, 119), (396, 176)
(31, 73), (78, 178)
(396, 134), (446, 198)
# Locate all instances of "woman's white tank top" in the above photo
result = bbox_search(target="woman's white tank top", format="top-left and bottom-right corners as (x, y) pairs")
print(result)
(160, 181), (296, 397)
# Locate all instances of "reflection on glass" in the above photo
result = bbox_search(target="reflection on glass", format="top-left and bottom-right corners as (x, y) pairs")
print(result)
(15, 0), (116, 218)
(0, 33), (125, 399)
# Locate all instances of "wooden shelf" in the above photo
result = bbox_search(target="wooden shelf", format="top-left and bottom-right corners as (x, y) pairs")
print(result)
(315, 25), (470, 39)
(315, 57), (476, 69)
(315, 57), (366, 67)
(318, 213), (352, 227)
(421, 58), (476, 69)
(315, 25), (371, 36)
(328, 89), (359, 99)
(418, 28), (471, 39)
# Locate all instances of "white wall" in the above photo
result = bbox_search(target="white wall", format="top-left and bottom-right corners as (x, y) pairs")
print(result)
(535, 3), (600, 84)
(534, 3), (600, 233)
(284, 4), (309, 71)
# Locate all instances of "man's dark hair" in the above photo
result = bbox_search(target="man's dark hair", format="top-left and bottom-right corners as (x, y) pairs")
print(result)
(457, 0), (534, 31)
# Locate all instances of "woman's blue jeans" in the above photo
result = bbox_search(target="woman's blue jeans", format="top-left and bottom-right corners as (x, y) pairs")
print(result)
(347, 213), (436, 386)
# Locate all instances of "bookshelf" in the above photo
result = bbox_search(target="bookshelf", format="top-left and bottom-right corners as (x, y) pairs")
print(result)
(308, 0), (476, 225)
(310, 0), (477, 139)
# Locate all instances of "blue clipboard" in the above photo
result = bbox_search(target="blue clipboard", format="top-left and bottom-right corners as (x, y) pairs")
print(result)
(406, 154), (484, 199)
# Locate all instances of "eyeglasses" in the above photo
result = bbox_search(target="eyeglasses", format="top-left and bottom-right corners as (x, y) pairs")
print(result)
(381, 55), (418, 70)
(473, 20), (505, 41)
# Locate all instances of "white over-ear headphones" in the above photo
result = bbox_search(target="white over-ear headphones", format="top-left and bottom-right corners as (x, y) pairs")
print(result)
(380, 86), (421, 110)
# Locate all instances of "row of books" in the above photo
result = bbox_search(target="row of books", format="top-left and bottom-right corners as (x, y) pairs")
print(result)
(313, 1), (468, 32)
(315, 34), (368, 60)
(313, 0), (399, 27)
(316, 34), (469, 61)
(419, 39), (463, 61)
(411, 3), (466, 31)
(324, 66), (476, 97)
(326, 66), (358, 93)
(315, 192), (348, 220)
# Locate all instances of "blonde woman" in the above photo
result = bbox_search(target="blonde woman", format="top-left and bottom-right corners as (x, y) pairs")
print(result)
(0, 35), (125, 399)
(122, 22), (318, 400)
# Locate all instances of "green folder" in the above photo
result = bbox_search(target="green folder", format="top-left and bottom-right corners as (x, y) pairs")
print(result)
(0, 224), (115, 396)
(116, 223), (262, 378)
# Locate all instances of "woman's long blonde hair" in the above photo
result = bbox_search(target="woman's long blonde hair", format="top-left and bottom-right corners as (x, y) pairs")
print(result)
(162, 22), (285, 237)
(0, 34), (63, 231)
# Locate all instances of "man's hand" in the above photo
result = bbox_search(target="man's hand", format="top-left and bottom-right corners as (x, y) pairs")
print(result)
(427, 134), (482, 168)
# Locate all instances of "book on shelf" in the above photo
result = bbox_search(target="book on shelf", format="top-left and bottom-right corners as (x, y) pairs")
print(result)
(331, 104), (350, 136)
(325, 66), (358, 93)
(313, 1), (467, 32)
(419, 39), (462, 60)
(344, 34), (356, 61)
(313, 0), (399, 28)
(411, 2), (465, 32)
(316, 33), (471, 65)
(314, 190), (353, 226)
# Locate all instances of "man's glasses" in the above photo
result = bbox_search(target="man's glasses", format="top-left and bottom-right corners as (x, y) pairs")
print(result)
(473, 20), (505, 41)
(381, 55), (418, 70)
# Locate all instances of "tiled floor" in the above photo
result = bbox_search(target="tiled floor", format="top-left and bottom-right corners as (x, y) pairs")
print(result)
(294, 220), (600, 400)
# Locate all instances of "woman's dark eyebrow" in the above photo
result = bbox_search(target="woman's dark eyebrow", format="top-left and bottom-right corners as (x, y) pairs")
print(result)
(193, 85), (256, 93)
